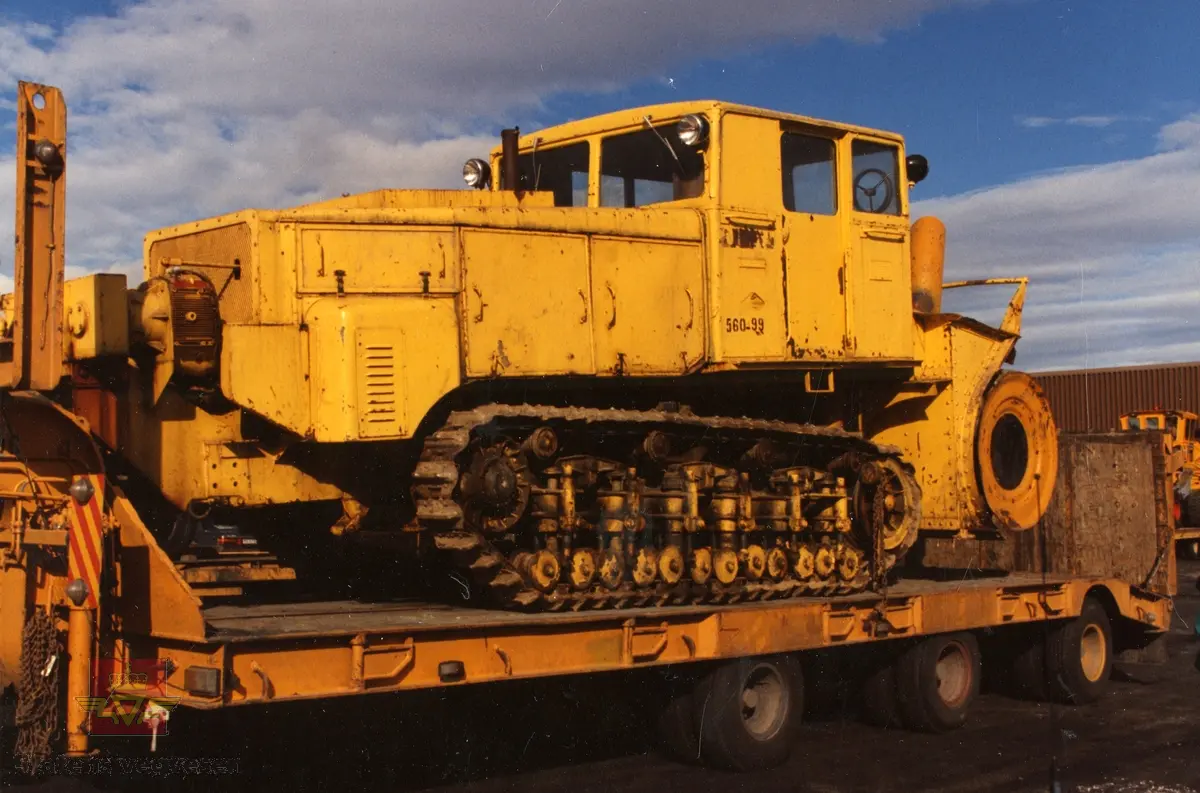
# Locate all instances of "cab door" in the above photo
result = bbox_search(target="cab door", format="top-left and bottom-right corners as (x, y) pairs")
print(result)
(846, 136), (914, 361)
(780, 129), (846, 361)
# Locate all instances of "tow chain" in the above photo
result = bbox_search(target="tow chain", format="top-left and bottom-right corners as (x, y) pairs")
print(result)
(15, 608), (59, 775)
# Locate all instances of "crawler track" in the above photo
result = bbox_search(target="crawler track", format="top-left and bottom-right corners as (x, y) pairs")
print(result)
(413, 405), (921, 611)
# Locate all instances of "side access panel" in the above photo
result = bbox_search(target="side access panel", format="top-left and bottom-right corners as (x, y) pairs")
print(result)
(462, 230), (595, 377)
(590, 236), (704, 374)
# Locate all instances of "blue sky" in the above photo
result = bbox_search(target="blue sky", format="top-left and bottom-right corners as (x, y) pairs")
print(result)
(1, 0), (1198, 371)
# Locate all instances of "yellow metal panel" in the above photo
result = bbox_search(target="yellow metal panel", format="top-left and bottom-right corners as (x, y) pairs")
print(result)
(356, 328), (402, 438)
(306, 296), (461, 441)
(63, 274), (130, 360)
(297, 226), (458, 294)
(223, 325), (309, 435)
(713, 215), (787, 361)
(292, 188), (554, 213)
(589, 237), (704, 374)
(122, 373), (341, 509)
(462, 230), (594, 377)
(254, 222), (297, 325)
(850, 224), (912, 359)
(719, 112), (779, 214)
(146, 221), (256, 324)
(783, 214), (846, 361)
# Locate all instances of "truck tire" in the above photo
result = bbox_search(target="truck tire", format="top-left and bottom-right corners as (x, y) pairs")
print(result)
(654, 677), (700, 764)
(1186, 491), (1200, 529)
(1010, 634), (1049, 701)
(895, 632), (980, 732)
(693, 655), (803, 771)
(860, 658), (901, 728)
(1011, 598), (1113, 704)
(1044, 598), (1113, 704)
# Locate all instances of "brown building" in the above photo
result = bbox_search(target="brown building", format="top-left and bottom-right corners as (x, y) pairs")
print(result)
(1031, 361), (1200, 433)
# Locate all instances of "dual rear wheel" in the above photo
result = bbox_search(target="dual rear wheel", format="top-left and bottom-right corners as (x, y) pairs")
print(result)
(653, 597), (1115, 771)
(863, 596), (1114, 733)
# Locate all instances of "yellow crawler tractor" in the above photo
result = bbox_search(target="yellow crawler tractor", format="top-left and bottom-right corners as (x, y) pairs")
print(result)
(1119, 410), (1200, 555)
(0, 83), (1058, 616)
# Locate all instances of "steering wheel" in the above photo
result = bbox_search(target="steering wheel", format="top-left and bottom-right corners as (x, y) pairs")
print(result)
(854, 168), (895, 213)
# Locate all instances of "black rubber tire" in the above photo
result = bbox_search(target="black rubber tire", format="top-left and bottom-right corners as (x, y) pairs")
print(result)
(1009, 598), (1114, 704)
(860, 658), (901, 728)
(693, 655), (803, 771)
(654, 678), (701, 764)
(1043, 598), (1113, 704)
(1009, 633), (1050, 701)
(1186, 491), (1200, 528)
(895, 632), (981, 733)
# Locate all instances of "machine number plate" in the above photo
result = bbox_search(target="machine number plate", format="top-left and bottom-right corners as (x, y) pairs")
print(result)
(725, 317), (765, 336)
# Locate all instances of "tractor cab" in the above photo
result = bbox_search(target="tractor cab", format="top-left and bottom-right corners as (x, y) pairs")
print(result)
(1120, 409), (1200, 457)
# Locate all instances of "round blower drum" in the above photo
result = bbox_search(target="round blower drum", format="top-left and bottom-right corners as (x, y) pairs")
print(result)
(974, 371), (1058, 530)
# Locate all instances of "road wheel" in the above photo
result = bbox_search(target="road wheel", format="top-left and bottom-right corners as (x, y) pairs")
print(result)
(694, 655), (803, 771)
(860, 657), (901, 728)
(895, 632), (980, 732)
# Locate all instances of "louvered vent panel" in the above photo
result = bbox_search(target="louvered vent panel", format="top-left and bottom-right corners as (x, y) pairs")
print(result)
(357, 330), (401, 438)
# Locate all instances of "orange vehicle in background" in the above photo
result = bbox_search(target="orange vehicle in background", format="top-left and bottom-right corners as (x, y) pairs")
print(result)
(1120, 409), (1200, 555)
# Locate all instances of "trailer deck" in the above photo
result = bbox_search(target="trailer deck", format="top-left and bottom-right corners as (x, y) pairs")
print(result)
(127, 572), (1168, 711)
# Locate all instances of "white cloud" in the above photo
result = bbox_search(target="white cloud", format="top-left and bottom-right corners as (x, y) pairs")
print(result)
(2, 0), (1193, 375)
(0, 0), (986, 276)
(1016, 114), (1144, 129)
(918, 113), (1200, 371)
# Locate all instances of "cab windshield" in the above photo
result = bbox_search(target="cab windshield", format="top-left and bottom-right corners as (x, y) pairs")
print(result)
(600, 123), (704, 208)
(509, 120), (706, 208)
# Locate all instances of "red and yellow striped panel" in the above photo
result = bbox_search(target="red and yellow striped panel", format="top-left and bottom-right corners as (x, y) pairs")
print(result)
(67, 474), (105, 610)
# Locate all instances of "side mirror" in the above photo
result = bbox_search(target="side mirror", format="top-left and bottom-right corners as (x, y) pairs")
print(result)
(906, 154), (929, 184)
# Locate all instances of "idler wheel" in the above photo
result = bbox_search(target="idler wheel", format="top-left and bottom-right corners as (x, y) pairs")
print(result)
(855, 458), (921, 554)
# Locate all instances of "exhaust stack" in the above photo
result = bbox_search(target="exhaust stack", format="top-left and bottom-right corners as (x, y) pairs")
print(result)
(910, 216), (946, 314)
(501, 127), (520, 193)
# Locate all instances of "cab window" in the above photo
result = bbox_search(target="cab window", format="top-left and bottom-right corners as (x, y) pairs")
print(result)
(851, 139), (902, 215)
(781, 133), (836, 215)
(517, 142), (589, 207)
(1145, 416), (1161, 430)
(600, 124), (704, 208)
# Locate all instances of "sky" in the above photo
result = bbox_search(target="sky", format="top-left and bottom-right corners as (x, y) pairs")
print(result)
(1, 0), (1197, 372)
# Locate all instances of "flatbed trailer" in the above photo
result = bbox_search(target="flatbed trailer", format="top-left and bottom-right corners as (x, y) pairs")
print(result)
(159, 573), (1165, 709)
(0, 81), (1180, 777)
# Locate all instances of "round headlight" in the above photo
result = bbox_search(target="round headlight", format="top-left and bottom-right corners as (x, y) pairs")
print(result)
(677, 114), (709, 147)
(463, 158), (491, 189)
